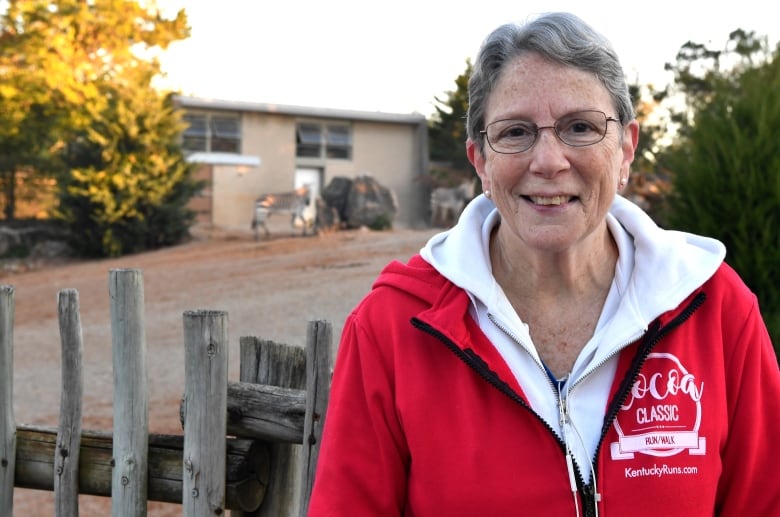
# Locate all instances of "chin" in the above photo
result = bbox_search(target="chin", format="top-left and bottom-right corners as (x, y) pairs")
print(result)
(520, 232), (577, 253)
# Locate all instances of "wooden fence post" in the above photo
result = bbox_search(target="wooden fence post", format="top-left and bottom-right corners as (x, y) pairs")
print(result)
(109, 269), (148, 517)
(0, 286), (16, 516)
(182, 310), (229, 516)
(0, 277), (332, 515)
(54, 289), (84, 516)
(234, 337), (306, 517)
(299, 320), (332, 517)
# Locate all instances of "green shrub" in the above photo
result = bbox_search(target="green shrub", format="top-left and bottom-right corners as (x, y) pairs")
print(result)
(0, 244), (29, 259)
(55, 91), (203, 258)
(661, 56), (780, 356)
(368, 213), (393, 231)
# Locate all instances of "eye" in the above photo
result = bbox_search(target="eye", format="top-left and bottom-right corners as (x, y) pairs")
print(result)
(495, 121), (535, 141)
(558, 117), (599, 137)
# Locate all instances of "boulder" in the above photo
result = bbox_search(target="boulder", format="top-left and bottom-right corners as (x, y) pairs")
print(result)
(322, 176), (397, 230)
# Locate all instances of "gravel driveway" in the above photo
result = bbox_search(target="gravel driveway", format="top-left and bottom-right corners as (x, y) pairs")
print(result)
(5, 224), (438, 515)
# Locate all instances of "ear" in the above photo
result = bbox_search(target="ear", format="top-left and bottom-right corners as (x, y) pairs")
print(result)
(620, 120), (640, 179)
(467, 138), (490, 192)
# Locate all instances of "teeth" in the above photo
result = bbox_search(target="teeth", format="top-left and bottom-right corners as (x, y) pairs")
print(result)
(529, 195), (571, 206)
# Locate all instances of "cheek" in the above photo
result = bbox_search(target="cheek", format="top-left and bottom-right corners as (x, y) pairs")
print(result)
(578, 150), (622, 202)
(485, 155), (524, 185)
(593, 144), (623, 185)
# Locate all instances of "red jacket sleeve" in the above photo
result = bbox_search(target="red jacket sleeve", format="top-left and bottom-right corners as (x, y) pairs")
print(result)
(307, 310), (409, 516)
(715, 297), (780, 516)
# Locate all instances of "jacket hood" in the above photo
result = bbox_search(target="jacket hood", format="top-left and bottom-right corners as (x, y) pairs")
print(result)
(607, 194), (726, 323)
(366, 193), (728, 486)
(372, 254), (450, 307)
(414, 194), (725, 331)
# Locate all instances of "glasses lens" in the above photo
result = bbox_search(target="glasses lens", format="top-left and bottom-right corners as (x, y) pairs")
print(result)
(555, 111), (608, 147)
(483, 111), (612, 153)
(486, 120), (537, 153)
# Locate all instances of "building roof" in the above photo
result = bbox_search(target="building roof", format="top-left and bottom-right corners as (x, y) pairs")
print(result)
(175, 95), (427, 125)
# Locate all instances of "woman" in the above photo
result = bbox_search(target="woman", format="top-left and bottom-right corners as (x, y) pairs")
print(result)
(307, 12), (779, 516)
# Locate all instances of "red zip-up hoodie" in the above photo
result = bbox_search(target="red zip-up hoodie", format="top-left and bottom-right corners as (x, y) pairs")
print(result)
(308, 253), (780, 516)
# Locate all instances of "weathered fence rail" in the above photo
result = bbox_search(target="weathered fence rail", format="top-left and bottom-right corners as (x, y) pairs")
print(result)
(0, 268), (331, 516)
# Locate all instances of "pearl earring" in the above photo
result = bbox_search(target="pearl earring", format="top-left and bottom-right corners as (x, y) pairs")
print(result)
(484, 189), (491, 198)
(618, 178), (627, 188)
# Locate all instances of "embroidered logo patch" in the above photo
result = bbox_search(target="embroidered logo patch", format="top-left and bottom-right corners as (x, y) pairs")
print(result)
(611, 352), (706, 460)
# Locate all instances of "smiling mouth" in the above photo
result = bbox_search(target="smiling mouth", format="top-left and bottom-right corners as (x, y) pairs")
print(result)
(525, 195), (575, 206)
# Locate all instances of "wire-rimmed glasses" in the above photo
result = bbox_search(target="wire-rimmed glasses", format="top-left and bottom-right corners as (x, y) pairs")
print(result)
(480, 110), (621, 154)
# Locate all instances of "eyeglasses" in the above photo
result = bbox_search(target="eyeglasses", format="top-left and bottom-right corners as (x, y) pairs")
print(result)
(480, 110), (621, 154)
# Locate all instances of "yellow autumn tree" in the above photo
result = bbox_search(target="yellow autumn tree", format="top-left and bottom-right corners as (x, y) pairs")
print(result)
(0, 0), (203, 257)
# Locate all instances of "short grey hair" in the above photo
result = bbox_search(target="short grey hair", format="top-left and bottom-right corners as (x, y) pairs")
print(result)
(467, 12), (635, 152)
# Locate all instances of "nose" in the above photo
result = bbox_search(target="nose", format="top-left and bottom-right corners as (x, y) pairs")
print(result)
(528, 126), (570, 178)
(535, 125), (557, 140)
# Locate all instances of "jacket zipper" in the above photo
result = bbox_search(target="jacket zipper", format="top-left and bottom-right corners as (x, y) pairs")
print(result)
(411, 290), (706, 517)
(482, 315), (597, 512)
(586, 292), (706, 516)
(410, 318), (571, 487)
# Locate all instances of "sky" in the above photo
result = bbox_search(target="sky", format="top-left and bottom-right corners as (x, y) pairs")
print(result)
(154, 1), (779, 117)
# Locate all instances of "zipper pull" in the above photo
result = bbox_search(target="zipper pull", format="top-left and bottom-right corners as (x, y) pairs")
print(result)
(558, 383), (569, 428)
(559, 399), (567, 428)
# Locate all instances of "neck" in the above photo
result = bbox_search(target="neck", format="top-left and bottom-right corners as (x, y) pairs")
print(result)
(490, 223), (617, 304)
(490, 223), (619, 378)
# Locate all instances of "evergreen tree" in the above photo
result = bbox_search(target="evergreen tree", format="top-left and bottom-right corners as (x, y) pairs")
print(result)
(57, 83), (203, 257)
(659, 30), (780, 350)
(427, 60), (474, 187)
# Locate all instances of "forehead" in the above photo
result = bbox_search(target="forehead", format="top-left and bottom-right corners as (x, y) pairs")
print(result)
(486, 53), (612, 121)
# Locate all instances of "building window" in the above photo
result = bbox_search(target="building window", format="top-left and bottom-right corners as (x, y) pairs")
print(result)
(296, 122), (352, 159)
(182, 113), (241, 153)
(326, 125), (351, 159)
(210, 116), (241, 152)
(182, 114), (208, 152)
(296, 123), (323, 158)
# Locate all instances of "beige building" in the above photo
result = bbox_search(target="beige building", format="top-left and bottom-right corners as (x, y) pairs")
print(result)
(175, 96), (430, 230)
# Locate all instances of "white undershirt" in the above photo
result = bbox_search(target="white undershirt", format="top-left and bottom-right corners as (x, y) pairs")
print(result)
(468, 213), (636, 482)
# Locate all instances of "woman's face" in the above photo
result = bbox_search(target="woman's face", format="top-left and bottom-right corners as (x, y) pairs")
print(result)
(468, 53), (638, 255)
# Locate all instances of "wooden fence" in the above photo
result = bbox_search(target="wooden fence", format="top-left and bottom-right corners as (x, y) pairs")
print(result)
(0, 268), (332, 516)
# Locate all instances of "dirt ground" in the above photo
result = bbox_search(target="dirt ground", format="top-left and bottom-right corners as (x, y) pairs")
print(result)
(4, 223), (439, 516)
